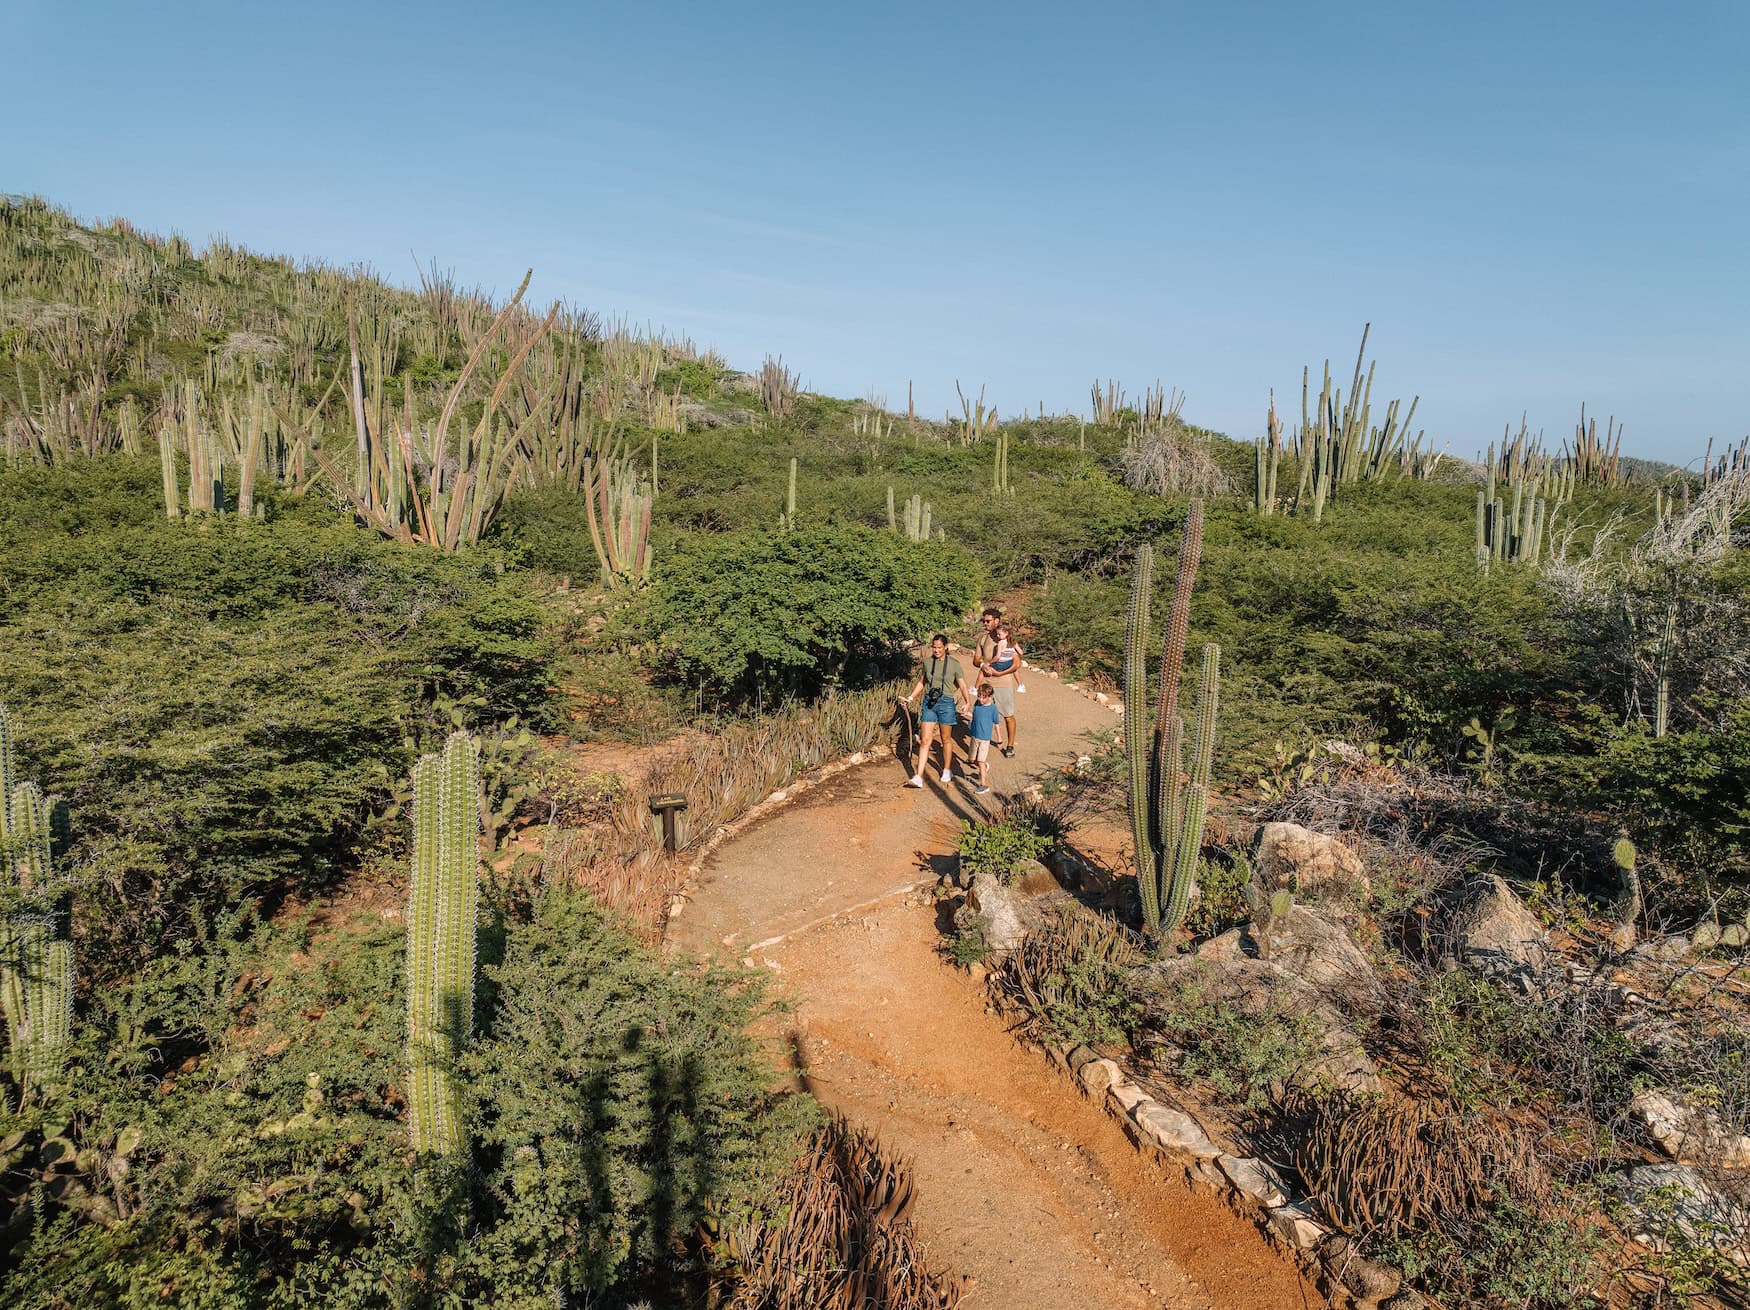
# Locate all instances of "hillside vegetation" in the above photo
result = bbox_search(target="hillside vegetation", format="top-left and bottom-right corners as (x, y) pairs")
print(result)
(1, 193), (1746, 1307)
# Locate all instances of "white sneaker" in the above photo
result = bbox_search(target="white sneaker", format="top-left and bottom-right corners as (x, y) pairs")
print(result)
(940, 770), (953, 783)
(1018, 683), (1027, 693)
(906, 774), (924, 788)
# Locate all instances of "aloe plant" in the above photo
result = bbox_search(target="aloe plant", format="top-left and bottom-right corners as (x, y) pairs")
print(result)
(0, 704), (73, 1098)
(1124, 502), (1219, 943)
(406, 730), (480, 1157)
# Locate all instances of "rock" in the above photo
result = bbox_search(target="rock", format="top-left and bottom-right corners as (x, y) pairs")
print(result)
(1455, 874), (1553, 982)
(1254, 822), (1370, 898)
(1065, 1044), (1097, 1073)
(1217, 1154), (1293, 1207)
(1107, 1080), (1148, 1114)
(1632, 1089), (1750, 1168)
(1011, 859), (1061, 897)
(1382, 1293), (1433, 1310)
(676, 398), (753, 428)
(953, 873), (1044, 952)
(1079, 1058), (1123, 1095)
(1267, 1200), (1329, 1248)
(1143, 910), (1383, 1096)
(1133, 1101), (1222, 1158)
(1611, 1163), (1749, 1260)
(1323, 1234), (1403, 1307)
(1610, 1161), (1750, 1259)
(1202, 904), (1378, 995)
(1094, 692), (1110, 705)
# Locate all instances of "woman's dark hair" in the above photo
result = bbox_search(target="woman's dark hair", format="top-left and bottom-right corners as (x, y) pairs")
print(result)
(931, 633), (949, 648)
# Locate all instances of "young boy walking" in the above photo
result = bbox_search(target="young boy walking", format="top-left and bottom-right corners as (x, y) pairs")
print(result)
(968, 683), (1003, 794)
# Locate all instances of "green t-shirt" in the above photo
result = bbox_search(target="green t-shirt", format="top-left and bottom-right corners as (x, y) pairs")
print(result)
(921, 654), (964, 695)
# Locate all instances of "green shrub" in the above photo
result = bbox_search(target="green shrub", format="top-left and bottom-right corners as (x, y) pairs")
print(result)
(1377, 1195), (1606, 1310)
(0, 459), (558, 973)
(1185, 853), (1253, 938)
(639, 524), (974, 704)
(956, 810), (1057, 884)
(995, 905), (1148, 1050)
(1149, 970), (1324, 1110)
(0, 885), (814, 1307)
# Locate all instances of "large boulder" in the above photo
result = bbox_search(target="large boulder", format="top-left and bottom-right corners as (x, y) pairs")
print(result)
(1632, 1088), (1750, 1168)
(1254, 822), (1370, 898)
(1200, 904), (1379, 997)
(1453, 874), (1554, 982)
(1144, 907), (1382, 1096)
(953, 873), (1044, 953)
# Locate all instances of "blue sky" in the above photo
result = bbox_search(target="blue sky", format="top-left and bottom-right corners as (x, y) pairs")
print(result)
(6, 1), (1746, 464)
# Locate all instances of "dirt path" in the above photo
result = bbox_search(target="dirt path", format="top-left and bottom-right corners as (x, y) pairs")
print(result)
(669, 665), (1323, 1308)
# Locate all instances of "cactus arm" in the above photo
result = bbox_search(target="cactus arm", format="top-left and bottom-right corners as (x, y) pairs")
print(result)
(1124, 545), (1159, 937)
(1161, 645), (1220, 936)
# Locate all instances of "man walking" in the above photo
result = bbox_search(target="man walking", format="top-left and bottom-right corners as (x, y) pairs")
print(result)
(973, 607), (1023, 759)
(974, 607), (1002, 688)
(902, 634), (973, 786)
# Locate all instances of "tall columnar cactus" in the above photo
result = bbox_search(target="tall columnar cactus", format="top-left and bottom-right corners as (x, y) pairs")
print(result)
(1253, 394), (1282, 514)
(901, 493), (936, 542)
(406, 730), (481, 1157)
(1124, 502), (1218, 943)
(991, 428), (1013, 495)
(778, 456), (798, 531)
(0, 704), (73, 1096)
(886, 484), (897, 532)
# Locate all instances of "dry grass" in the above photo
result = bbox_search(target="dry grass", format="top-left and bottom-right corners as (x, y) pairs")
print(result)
(1296, 1092), (1555, 1240)
(713, 1117), (964, 1309)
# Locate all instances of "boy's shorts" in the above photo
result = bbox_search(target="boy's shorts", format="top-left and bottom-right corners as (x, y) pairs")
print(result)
(969, 738), (991, 762)
(918, 696), (958, 726)
(992, 685), (1016, 716)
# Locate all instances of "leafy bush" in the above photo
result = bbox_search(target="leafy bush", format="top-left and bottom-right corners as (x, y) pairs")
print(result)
(0, 885), (815, 1307)
(0, 458), (557, 972)
(640, 525), (974, 703)
(956, 809), (1058, 884)
(1148, 970), (1324, 1110)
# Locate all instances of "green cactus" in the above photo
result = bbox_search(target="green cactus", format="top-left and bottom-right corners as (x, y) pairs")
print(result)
(1610, 835), (1641, 952)
(406, 729), (480, 1157)
(0, 704), (74, 1098)
(778, 456), (798, 531)
(1253, 394), (1282, 514)
(899, 493), (937, 542)
(886, 485), (897, 532)
(1124, 502), (1218, 944)
(992, 428), (1013, 495)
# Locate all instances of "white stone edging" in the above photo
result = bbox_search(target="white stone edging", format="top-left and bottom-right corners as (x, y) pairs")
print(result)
(997, 1013), (1417, 1308)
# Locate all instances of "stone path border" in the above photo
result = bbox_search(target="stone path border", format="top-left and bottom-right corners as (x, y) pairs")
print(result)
(972, 944), (1423, 1308)
(1003, 1024), (1422, 1310)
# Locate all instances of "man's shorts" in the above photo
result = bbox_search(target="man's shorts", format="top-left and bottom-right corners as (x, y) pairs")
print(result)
(991, 685), (1016, 716)
(968, 737), (991, 762)
(918, 695), (959, 726)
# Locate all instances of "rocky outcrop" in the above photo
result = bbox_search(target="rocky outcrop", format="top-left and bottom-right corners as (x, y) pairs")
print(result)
(1254, 822), (1370, 898)
(1144, 906), (1382, 1096)
(1632, 1088), (1750, 1168)
(1453, 874), (1553, 982)
(1611, 1163), (1749, 1262)
(953, 873), (1043, 953)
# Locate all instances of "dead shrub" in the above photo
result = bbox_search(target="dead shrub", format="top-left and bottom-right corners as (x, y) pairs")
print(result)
(1113, 422), (1232, 498)
(712, 1117), (964, 1309)
(1296, 1092), (1554, 1240)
